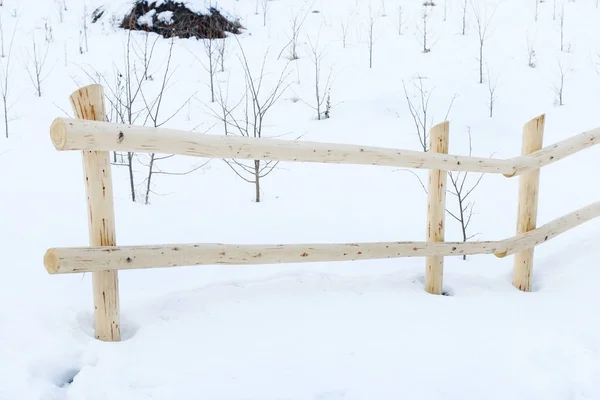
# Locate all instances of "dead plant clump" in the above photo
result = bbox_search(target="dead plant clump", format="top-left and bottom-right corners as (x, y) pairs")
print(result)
(117, 0), (243, 39)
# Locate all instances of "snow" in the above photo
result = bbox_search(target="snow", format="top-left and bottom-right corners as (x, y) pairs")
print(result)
(137, 9), (156, 27)
(1, 0), (600, 399)
(156, 11), (174, 25)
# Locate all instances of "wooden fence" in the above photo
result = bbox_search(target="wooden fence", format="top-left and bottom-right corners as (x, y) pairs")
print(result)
(44, 84), (600, 342)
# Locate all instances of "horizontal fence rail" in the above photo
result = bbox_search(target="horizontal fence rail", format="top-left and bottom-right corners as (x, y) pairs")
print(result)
(44, 200), (600, 274)
(45, 84), (600, 342)
(49, 117), (600, 177)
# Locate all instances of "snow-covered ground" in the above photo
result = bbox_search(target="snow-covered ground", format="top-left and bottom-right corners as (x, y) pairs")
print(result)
(1, 0), (600, 398)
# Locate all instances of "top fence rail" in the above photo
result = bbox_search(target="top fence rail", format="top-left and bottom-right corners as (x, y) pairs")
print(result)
(50, 117), (600, 177)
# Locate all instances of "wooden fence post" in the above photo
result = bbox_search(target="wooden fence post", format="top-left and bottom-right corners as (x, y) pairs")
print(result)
(70, 84), (120, 341)
(425, 121), (449, 295)
(513, 114), (545, 292)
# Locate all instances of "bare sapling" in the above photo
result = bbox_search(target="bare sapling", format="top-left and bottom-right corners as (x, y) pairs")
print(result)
(368, 5), (376, 67)
(401, 75), (456, 152)
(133, 31), (159, 81)
(287, 10), (308, 60)
(139, 39), (199, 205)
(471, 0), (496, 84)
(487, 68), (497, 117)
(553, 0), (557, 19)
(418, 5), (434, 53)
(398, 6), (403, 35)
(340, 13), (351, 47)
(460, 0), (468, 34)
(0, 15), (16, 138)
(552, 59), (569, 106)
(444, 0), (448, 21)
(306, 34), (335, 120)
(0, 14), (4, 57)
(96, 30), (150, 201)
(187, 21), (220, 103)
(447, 128), (484, 260)
(559, 5), (565, 52)
(534, 0), (539, 22)
(262, 0), (269, 27)
(82, 4), (89, 53)
(217, 36), (227, 72)
(55, 0), (65, 23)
(212, 43), (291, 202)
(25, 36), (50, 97)
(277, 9), (308, 60)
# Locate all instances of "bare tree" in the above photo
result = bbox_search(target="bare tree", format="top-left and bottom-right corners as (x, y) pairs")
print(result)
(276, 8), (310, 64)
(553, 0), (557, 19)
(559, 5), (565, 52)
(133, 31), (159, 81)
(398, 6), (403, 35)
(97, 31), (150, 201)
(287, 10), (308, 60)
(552, 59), (569, 106)
(418, 5), (434, 53)
(0, 14), (5, 57)
(262, 0), (269, 27)
(139, 39), (199, 205)
(217, 37), (227, 72)
(447, 128), (484, 260)
(306, 35), (334, 120)
(55, 0), (65, 23)
(188, 21), (224, 103)
(340, 14), (351, 47)
(82, 4), (89, 53)
(401, 76), (456, 152)
(0, 14), (16, 138)
(25, 36), (50, 97)
(534, 0), (539, 22)
(487, 68), (497, 118)
(211, 44), (291, 202)
(460, 0), (468, 35)
(368, 6), (376, 67)
(471, 0), (496, 84)
(444, 0), (449, 22)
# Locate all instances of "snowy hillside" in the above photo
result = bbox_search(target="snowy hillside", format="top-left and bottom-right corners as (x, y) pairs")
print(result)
(1, 0), (600, 398)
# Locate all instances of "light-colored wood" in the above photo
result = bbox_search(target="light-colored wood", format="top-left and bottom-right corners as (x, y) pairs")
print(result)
(70, 84), (120, 342)
(497, 200), (600, 258)
(43, 200), (600, 274)
(512, 114), (545, 292)
(425, 122), (449, 295)
(43, 241), (502, 274)
(49, 117), (516, 175)
(50, 117), (600, 178)
(507, 126), (600, 177)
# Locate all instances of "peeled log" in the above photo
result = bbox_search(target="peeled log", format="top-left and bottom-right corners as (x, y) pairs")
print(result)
(49, 117), (516, 175)
(43, 200), (600, 275)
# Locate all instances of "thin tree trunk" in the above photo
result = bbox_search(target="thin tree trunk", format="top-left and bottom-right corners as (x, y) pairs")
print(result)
(128, 152), (136, 202)
(3, 98), (7, 138)
(254, 159), (260, 202)
(479, 45), (483, 83)
(145, 153), (155, 205)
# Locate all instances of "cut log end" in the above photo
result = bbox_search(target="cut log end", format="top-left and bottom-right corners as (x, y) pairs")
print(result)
(494, 250), (508, 258)
(50, 118), (68, 150)
(44, 249), (60, 274)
